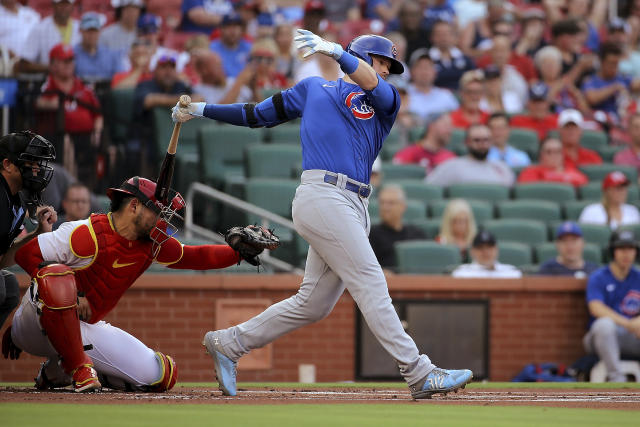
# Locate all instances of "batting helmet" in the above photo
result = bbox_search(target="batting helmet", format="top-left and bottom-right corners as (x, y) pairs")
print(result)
(608, 229), (639, 259)
(346, 34), (404, 75)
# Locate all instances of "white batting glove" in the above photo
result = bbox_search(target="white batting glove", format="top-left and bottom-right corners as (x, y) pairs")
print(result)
(171, 102), (205, 123)
(294, 29), (343, 60)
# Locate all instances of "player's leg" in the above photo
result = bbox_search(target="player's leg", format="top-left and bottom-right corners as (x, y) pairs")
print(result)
(0, 270), (20, 329)
(583, 317), (626, 381)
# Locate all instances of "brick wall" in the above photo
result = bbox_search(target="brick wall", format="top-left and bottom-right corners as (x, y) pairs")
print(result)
(0, 274), (587, 383)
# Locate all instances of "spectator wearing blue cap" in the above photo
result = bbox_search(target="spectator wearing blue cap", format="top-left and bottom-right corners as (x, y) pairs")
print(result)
(74, 12), (124, 81)
(100, 0), (144, 62)
(538, 222), (599, 277)
(181, 0), (234, 34)
(209, 13), (252, 78)
(135, 13), (190, 73)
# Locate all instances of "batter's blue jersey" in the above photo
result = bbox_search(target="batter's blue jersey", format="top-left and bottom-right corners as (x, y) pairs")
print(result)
(281, 76), (400, 184)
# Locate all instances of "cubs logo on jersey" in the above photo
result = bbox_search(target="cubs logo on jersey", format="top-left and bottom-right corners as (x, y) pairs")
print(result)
(345, 91), (375, 120)
(620, 289), (640, 317)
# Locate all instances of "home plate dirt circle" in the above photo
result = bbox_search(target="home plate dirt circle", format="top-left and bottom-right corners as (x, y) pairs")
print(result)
(2, 386), (640, 409)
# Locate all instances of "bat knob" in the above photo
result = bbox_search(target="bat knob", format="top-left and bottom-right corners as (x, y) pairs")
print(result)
(179, 95), (191, 108)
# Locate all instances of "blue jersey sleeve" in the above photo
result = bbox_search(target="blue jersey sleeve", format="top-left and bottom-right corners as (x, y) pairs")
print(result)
(363, 75), (400, 117)
(585, 268), (607, 303)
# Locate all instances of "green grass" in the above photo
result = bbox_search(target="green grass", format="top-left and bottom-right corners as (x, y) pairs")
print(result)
(1, 403), (638, 427)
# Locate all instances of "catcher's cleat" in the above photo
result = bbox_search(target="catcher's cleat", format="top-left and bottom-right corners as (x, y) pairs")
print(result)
(203, 331), (237, 396)
(72, 364), (102, 393)
(409, 368), (473, 400)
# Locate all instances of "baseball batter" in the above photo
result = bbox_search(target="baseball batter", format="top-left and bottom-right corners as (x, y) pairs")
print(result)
(172, 29), (472, 399)
(1, 177), (261, 392)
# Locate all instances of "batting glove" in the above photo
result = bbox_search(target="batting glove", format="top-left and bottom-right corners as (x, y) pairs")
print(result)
(171, 101), (205, 123)
(294, 29), (344, 60)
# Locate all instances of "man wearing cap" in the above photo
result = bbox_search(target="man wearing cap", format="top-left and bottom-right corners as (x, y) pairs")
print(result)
(181, 0), (234, 34)
(614, 113), (640, 176)
(579, 171), (640, 230)
(0, 0), (41, 61)
(557, 108), (602, 169)
(74, 12), (124, 81)
(136, 13), (190, 73)
(406, 48), (459, 124)
(17, 0), (80, 73)
(539, 221), (599, 277)
(210, 12), (252, 78)
(486, 112), (530, 168)
(450, 70), (489, 128)
(518, 137), (588, 187)
(510, 83), (559, 141)
(429, 20), (475, 91)
(583, 229), (640, 382)
(607, 18), (640, 79)
(452, 230), (522, 278)
(100, 0), (144, 60)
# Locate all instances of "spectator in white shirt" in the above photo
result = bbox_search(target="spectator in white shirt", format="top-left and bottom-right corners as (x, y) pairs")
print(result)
(0, 0), (41, 62)
(579, 171), (640, 230)
(100, 0), (144, 63)
(452, 230), (522, 278)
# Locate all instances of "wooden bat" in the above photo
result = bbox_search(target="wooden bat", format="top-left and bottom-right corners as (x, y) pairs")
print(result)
(155, 94), (191, 204)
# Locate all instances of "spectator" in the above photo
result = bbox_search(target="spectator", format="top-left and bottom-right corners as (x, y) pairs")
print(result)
(484, 35), (528, 111)
(539, 221), (599, 277)
(368, 185), (426, 271)
(429, 20), (475, 91)
(322, 0), (361, 23)
(451, 230), (522, 278)
(558, 109), (602, 169)
(137, 13), (190, 73)
(583, 42), (640, 124)
(583, 229), (640, 382)
(459, 0), (511, 58)
(513, 8), (547, 58)
(550, 18), (596, 88)
(35, 44), (102, 189)
(547, 0), (607, 53)
(435, 198), (477, 262)
(0, 0), (41, 61)
(614, 113), (640, 176)
(18, 0), (80, 73)
(110, 38), (153, 89)
(180, 0), (234, 34)
(294, 31), (343, 83)
(41, 162), (76, 213)
(74, 12), (124, 82)
(426, 123), (514, 187)
(422, 0), (456, 32)
(391, 77), (417, 132)
(393, 112), (455, 174)
(99, 0), (144, 61)
(384, 31), (409, 84)
(608, 18), (640, 79)
(397, 0), (430, 63)
(302, 0), (329, 35)
(245, 38), (289, 101)
(510, 83), (559, 141)
(450, 70), (489, 129)
(406, 48), (458, 125)
(480, 65), (522, 114)
(518, 137), (588, 188)
(486, 112), (530, 168)
(53, 183), (91, 229)
(579, 171), (640, 230)
(193, 51), (251, 104)
(274, 23), (301, 82)
(363, 0), (402, 27)
(209, 12), (252, 78)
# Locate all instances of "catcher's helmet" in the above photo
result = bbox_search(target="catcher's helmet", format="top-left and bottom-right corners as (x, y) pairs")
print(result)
(0, 130), (55, 194)
(346, 34), (404, 75)
(608, 229), (639, 258)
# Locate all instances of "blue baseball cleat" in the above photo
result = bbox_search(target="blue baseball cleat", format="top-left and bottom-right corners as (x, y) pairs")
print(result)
(409, 368), (473, 399)
(203, 331), (237, 396)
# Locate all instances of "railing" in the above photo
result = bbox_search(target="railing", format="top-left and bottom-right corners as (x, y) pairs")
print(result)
(184, 181), (304, 275)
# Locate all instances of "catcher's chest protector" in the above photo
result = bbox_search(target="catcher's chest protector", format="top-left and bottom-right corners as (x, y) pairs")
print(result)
(71, 214), (153, 323)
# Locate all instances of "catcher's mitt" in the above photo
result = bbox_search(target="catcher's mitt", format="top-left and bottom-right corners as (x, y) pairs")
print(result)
(225, 225), (280, 266)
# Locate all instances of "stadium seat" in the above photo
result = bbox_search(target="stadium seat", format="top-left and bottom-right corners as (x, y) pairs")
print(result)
(386, 180), (444, 202)
(410, 218), (442, 239)
(429, 199), (493, 223)
(497, 200), (562, 222)
(513, 182), (576, 202)
(368, 199), (427, 222)
(579, 164), (638, 183)
(579, 224), (611, 247)
(381, 163), (426, 180)
(535, 242), (603, 265)
(447, 183), (510, 202)
(106, 88), (135, 145)
(267, 123), (301, 144)
(381, 142), (404, 160)
(580, 130), (608, 151)
(507, 128), (539, 160)
(408, 126), (425, 143)
(447, 128), (466, 147)
(498, 241), (533, 267)
(597, 145), (624, 162)
(394, 240), (461, 274)
(578, 181), (603, 200)
(563, 200), (592, 221)
(245, 144), (302, 178)
(484, 219), (548, 245)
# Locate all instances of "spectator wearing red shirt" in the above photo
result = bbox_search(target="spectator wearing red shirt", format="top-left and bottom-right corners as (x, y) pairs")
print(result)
(558, 109), (602, 169)
(393, 112), (455, 174)
(450, 70), (489, 128)
(510, 83), (559, 141)
(518, 137), (588, 187)
(111, 38), (153, 89)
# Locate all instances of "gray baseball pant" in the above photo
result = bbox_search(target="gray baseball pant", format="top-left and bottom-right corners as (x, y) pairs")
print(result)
(583, 317), (640, 381)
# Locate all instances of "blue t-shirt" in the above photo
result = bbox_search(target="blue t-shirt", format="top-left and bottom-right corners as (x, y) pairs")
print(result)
(74, 44), (123, 81)
(487, 146), (531, 168)
(281, 76), (400, 183)
(181, 0), (234, 34)
(209, 39), (252, 77)
(582, 74), (631, 115)
(538, 259), (600, 277)
(423, 4), (456, 30)
(586, 265), (640, 324)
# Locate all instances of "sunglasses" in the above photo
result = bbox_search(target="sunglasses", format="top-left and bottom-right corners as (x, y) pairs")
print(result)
(251, 56), (274, 63)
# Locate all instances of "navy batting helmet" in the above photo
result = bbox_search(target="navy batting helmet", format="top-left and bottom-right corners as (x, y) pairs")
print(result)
(346, 34), (404, 75)
(608, 229), (639, 258)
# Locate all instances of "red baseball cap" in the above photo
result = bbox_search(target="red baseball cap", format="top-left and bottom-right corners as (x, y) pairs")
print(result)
(305, 0), (325, 13)
(49, 43), (74, 61)
(602, 171), (630, 190)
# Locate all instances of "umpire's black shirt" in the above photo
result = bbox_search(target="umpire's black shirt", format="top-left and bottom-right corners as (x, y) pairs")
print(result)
(0, 174), (26, 256)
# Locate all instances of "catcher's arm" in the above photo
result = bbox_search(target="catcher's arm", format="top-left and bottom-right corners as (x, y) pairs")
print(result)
(166, 244), (241, 270)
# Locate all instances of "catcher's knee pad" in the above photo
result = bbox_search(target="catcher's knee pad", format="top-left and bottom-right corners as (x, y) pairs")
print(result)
(35, 264), (92, 373)
(150, 351), (178, 392)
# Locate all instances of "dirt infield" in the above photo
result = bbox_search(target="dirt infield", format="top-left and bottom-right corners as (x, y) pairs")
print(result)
(2, 385), (640, 409)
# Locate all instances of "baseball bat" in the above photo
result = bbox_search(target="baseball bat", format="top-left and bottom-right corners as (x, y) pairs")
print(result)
(155, 94), (191, 204)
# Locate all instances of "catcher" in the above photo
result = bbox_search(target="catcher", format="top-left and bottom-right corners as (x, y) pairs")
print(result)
(1, 176), (278, 392)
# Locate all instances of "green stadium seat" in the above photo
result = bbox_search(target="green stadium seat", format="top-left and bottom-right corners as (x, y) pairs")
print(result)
(381, 163), (426, 180)
(597, 145), (624, 162)
(367, 199), (427, 221)
(385, 126), (402, 144)
(513, 182), (576, 202)
(579, 164), (638, 183)
(484, 219), (548, 245)
(563, 200), (592, 221)
(428, 199), (493, 223)
(535, 242), (603, 265)
(409, 218), (442, 239)
(447, 128), (466, 147)
(245, 144), (302, 178)
(497, 200), (561, 222)
(498, 241), (533, 267)
(409, 125), (426, 142)
(580, 130), (608, 151)
(106, 88), (135, 144)
(94, 195), (110, 214)
(381, 142), (404, 160)
(267, 123), (300, 144)
(395, 240), (461, 274)
(386, 180), (444, 202)
(447, 183), (510, 202)
(578, 224), (611, 247)
(578, 181), (602, 200)
(507, 128), (539, 160)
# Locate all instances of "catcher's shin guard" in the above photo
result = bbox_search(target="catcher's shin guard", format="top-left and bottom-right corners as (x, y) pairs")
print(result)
(34, 264), (93, 375)
(149, 351), (178, 392)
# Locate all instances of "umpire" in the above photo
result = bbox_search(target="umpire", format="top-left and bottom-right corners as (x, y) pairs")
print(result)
(0, 131), (56, 329)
